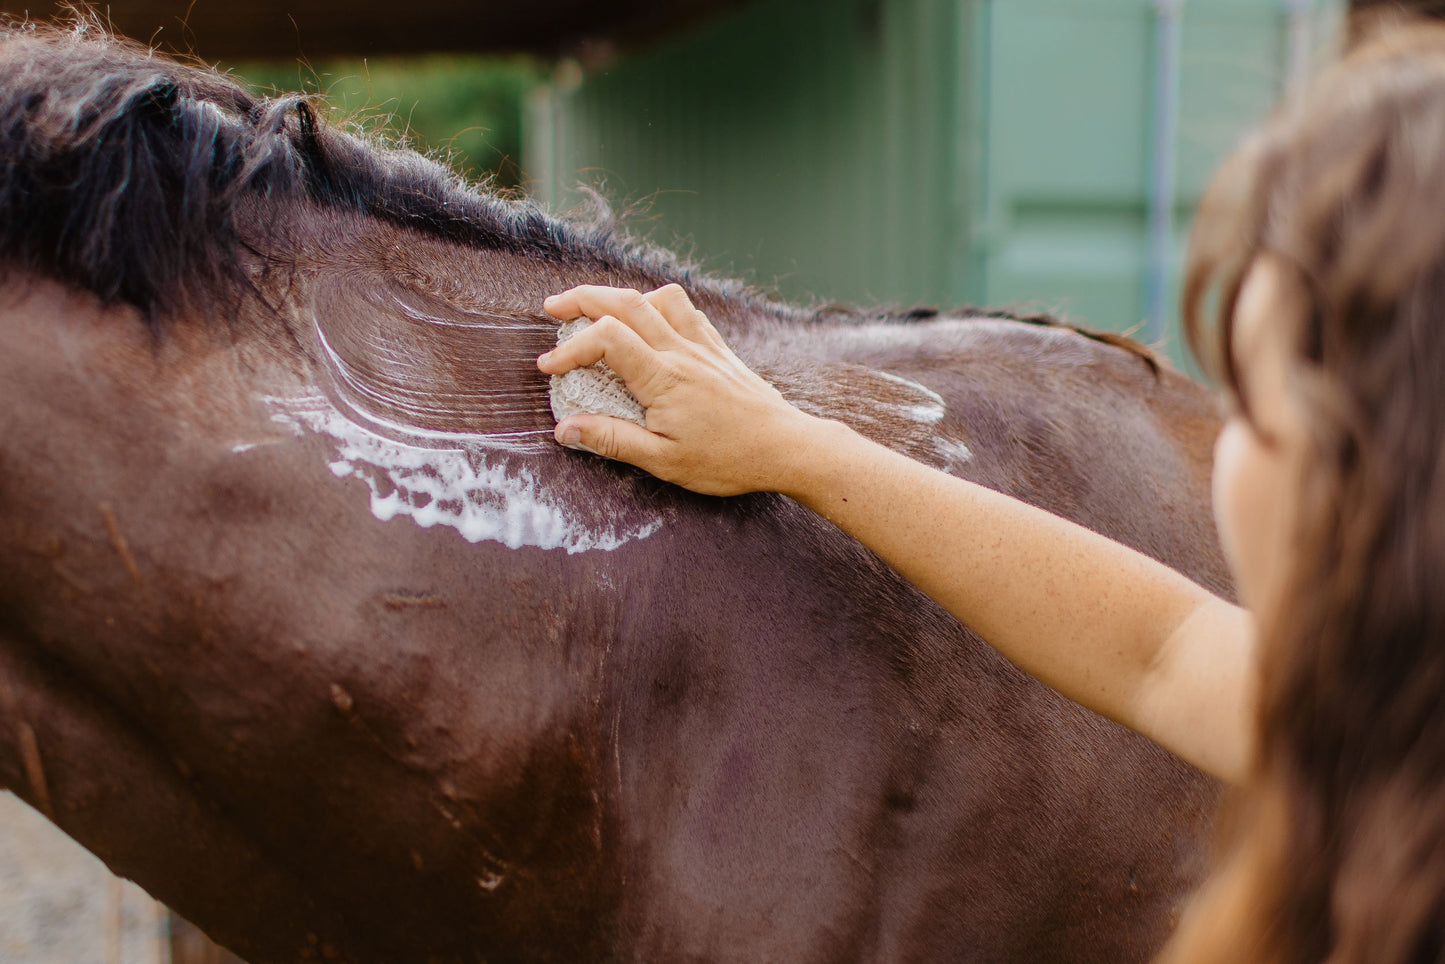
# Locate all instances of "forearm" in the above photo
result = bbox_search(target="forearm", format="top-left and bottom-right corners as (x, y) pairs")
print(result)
(772, 416), (1253, 781)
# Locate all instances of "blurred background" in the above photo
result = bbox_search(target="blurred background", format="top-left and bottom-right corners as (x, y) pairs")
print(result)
(0, 0), (1361, 960)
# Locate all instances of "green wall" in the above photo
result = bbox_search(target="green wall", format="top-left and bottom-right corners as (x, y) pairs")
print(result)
(528, 0), (982, 306)
(527, 0), (1342, 364)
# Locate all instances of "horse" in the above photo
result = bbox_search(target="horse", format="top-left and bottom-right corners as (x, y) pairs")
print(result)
(0, 21), (1230, 964)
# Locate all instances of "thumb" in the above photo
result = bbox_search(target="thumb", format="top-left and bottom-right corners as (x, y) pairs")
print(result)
(554, 414), (667, 467)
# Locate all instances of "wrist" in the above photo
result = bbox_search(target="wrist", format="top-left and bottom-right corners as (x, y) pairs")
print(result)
(761, 412), (856, 502)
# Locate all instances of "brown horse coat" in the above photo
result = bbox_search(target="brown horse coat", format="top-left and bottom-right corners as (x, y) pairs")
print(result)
(0, 23), (1228, 963)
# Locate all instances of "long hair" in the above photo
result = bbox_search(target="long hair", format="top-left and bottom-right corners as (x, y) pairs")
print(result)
(1172, 23), (1445, 964)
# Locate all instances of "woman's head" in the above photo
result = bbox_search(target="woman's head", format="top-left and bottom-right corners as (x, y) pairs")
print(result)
(1174, 22), (1445, 963)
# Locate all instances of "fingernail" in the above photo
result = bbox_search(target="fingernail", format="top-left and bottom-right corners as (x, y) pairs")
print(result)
(537, 350), (553, 366)
(560, 427), (598, 454)
(544, 295), (559, 307)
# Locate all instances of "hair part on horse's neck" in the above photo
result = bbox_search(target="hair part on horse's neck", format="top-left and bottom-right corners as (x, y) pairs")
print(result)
(0, 18), (739, 329)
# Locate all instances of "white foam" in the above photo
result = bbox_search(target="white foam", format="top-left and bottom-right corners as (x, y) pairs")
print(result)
(873, 371), (972, 467)
(264, 394), (661, 553)
(873, 370), (946, 424)
(935, 437), (975, 469)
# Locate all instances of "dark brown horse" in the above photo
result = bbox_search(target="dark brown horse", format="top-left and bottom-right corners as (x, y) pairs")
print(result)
(0, 22), (1229, 963)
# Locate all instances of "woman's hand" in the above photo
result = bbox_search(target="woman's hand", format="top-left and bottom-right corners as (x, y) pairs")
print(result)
(537, 283), (819, 496)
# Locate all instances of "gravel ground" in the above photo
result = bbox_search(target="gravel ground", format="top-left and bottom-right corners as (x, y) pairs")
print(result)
(0, 790), (167, 963)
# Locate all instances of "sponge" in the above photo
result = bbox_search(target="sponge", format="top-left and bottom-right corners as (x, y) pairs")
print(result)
(548, 319), (648, 426)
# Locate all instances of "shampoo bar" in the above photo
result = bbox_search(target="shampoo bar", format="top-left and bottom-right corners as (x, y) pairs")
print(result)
(547, 319), (648, 427)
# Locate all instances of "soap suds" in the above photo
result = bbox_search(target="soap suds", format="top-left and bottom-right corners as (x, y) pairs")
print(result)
(872, 370), (947, 424)
(264, 394), (661, 553)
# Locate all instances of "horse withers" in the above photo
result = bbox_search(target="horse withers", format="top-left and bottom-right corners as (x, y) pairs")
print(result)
(0, 22), (1228, 963)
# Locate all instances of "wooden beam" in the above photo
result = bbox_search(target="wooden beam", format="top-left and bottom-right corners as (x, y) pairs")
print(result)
(1349, 0), (1445, 21)
(0, 0), (748, 60)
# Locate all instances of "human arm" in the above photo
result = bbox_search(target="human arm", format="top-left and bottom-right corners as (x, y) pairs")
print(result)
(537, 284), (1258, 783)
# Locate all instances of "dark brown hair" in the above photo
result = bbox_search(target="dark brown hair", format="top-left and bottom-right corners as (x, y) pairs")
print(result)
(1175, 22), (1445, 964)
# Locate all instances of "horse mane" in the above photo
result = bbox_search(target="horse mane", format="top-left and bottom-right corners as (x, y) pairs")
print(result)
(0, 15), (1165, 376)
(0, 16), (733, 326)
(910, 305), (1163, 374)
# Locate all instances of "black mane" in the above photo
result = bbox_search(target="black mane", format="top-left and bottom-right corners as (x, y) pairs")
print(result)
(0, 18), (718, 323)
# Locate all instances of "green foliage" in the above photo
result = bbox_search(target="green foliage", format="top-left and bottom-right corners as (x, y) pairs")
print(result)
(226, 55), (541, 188)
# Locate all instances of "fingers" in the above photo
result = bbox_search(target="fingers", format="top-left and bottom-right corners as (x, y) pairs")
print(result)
(642, 284), (723, 348)
(536, 316), (665, 404)
(555, 414), (668, 468)
(544, 285), (677, 348)
(545, 283), (729, 352)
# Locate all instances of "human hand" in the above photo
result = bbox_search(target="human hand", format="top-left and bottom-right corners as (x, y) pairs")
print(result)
(537, 284), (819, 496)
